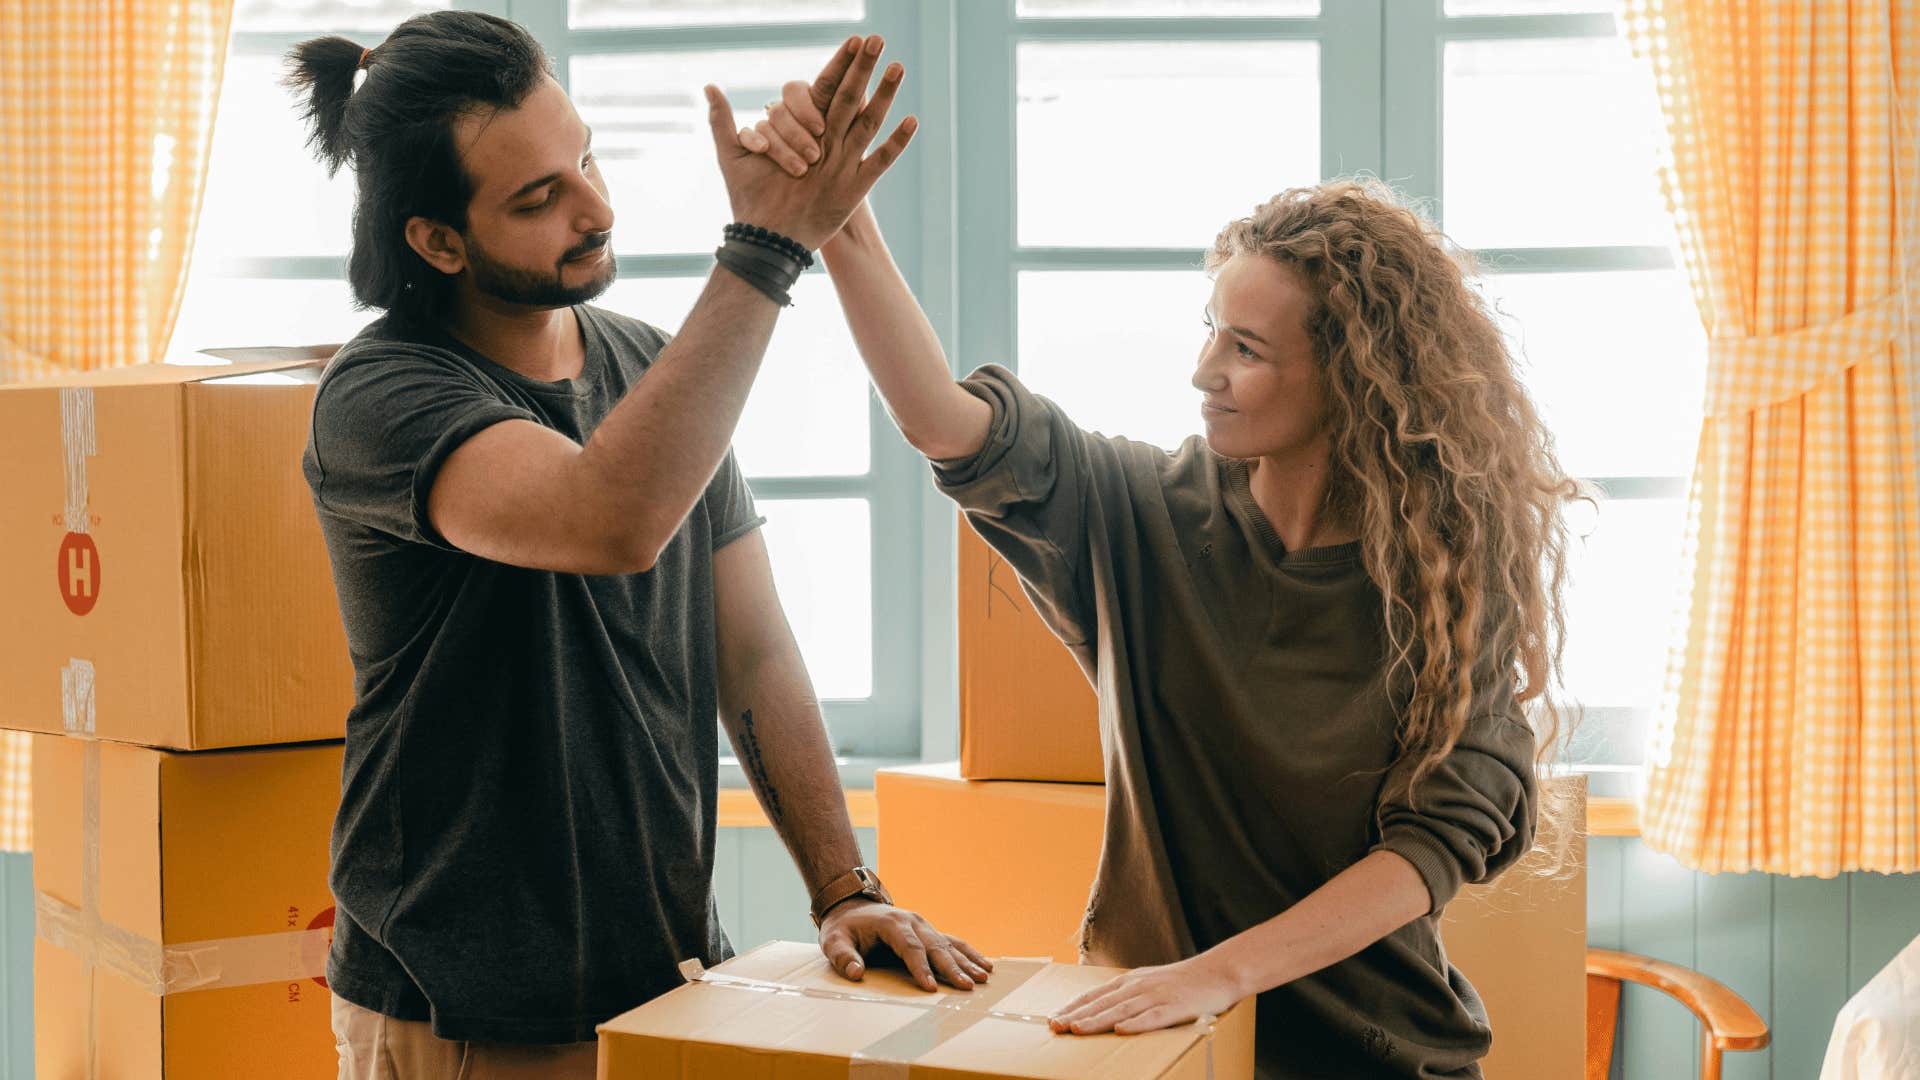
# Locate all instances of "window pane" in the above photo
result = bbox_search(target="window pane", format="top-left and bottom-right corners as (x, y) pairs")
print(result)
(1480, 269), (1705, 479)
(759, 499), (872, 699)
(1019, 0), (1316, 15)
(1443, 37), (1670, 249)
(573, 49), (830, 256)
(233, 0), (446, 32)
(1017, 43), (1319, 248)
(1561, 497), (1688, 711)
(571, 0), (862, 29)
(164, 277), (367, 362)
(196, 54), (356, 260)
(597, 273), (869, 477)
(1017, 270), (1214, 451)
(1445, 0), (1610, 13)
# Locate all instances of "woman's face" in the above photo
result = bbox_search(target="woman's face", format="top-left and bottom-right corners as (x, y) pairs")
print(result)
(1192, 253), (1329, 463)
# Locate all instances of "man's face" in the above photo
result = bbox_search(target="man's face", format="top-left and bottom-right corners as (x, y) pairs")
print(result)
(452, 75), (616, 308)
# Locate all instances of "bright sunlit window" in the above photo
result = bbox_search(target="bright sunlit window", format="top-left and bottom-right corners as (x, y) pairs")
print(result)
(177, 0), (1699, 768)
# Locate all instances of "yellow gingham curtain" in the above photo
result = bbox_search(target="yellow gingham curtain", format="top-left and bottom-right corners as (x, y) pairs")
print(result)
(1629, 0), (1919, 875)
(0, 0), (234, 383)
(0, 2), (236, 851)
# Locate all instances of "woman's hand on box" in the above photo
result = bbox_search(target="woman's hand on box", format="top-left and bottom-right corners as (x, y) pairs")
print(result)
(1048, 952), (1247, 1037)
(819, 900), (995, 992)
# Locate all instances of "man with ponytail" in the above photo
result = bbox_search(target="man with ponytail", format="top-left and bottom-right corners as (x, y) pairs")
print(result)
(285, 15), (985, 1077)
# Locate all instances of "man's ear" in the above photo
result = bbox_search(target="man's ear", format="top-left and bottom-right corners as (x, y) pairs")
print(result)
(405, 217), (467, 276)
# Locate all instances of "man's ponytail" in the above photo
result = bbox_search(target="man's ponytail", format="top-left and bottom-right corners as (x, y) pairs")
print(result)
(283, 35), (368, 177)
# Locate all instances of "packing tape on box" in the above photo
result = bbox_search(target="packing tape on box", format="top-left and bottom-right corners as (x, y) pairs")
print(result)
(676, 955), (1221, 1079)
(39, 657), (332, 1079)
(61, 387), (95, 534)
(34, 892), (334, 996)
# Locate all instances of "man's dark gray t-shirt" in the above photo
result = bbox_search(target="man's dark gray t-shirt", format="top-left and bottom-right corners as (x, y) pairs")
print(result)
(302, 304), (764, 1043)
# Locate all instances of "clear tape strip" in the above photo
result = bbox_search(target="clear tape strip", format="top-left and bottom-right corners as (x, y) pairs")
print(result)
(59, 387), (95, 534)
(36, 891), (333, 996)
(62, 658), (95, 736)
(676, 956), (1217, 1078)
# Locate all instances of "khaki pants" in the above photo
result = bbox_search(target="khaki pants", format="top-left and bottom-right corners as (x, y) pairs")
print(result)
(331, 992), (599, 1079)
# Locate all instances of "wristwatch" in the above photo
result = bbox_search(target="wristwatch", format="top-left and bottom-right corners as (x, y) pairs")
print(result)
(809, 865), (893, 928)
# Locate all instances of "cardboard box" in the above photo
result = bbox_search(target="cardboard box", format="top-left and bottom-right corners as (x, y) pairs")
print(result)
(957, 518), (1102, 783)
(876, 763), (1586, 1079)
(33, 733), (342, 1079)
(0, 356), (352, 749)
(880, 765), (1104, 963)
(597, 939), (1254, 1079)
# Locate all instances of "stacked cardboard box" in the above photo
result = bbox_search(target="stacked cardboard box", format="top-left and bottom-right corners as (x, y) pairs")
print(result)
(0, 358), (351, 1078)
(936, 513), (1588, 1076)
(957, 520), (1101, 783)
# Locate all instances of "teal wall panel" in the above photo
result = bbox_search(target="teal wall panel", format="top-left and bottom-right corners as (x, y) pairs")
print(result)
(1588, 835), (1626, 951)
(725, 826), (880, 955)
(1619, 837), (1703, 1078)
(1, 854), (26, 1080)
(0, 838), (1912, 1080)
(1848, 872), (1920, 998)
(1773, 875), (1853, 1080)
(1694, 870), (1773, 1080)
(713, 827), (744, 950)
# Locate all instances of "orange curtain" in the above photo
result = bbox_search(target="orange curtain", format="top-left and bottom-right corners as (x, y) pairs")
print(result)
(1628, 0), (1919, 875)
(0, 1), (236, 851)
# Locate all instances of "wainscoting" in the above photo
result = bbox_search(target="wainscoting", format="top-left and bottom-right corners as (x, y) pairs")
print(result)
(4, 825), (1916, 1078)
(1589, 835), (1920, 1079)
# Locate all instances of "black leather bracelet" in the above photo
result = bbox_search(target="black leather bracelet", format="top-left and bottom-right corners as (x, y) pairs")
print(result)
(724, 239), (805, 279)
(714, 245), (794, 307)
(715, 257), (790, 307)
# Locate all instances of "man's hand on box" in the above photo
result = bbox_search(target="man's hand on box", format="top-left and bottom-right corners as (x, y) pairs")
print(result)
(818, 899), (995, 992)
(1047, 951), (1247, 1037)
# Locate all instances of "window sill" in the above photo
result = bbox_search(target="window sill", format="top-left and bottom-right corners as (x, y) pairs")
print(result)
(719, 791), (1643, 836)
(720, 788), (877, 829)
(1589, 796), (1639, 837)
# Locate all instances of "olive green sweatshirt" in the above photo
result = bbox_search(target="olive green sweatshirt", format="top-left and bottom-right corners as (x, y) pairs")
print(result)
(933, 366), (1539, 1080)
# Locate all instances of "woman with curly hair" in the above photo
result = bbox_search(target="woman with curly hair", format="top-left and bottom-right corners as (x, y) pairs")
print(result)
(746, 67), (1580, 1079)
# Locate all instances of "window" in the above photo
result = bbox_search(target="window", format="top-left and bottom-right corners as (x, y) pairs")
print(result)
(1422, 3), (1701, 767)
(180, 0), (1693, 774)
(964, 0), (1695, 767)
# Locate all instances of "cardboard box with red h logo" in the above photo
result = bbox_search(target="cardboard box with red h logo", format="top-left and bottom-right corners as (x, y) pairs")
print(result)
(0, 358), (352, 750)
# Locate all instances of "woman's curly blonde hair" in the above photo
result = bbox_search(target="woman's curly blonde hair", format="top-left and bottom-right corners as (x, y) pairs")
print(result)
(1207, 179), (1584, 855)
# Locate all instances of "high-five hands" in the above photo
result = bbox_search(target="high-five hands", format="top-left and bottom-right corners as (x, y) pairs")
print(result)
(704, 34), (914, 249)
(732, 36), (898, 187)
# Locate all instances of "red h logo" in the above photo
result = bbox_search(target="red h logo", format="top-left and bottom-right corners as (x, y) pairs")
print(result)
(56, 532), (100, 616)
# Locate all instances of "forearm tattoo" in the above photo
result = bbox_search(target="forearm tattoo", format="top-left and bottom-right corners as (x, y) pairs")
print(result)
(738, 708), (785, 828)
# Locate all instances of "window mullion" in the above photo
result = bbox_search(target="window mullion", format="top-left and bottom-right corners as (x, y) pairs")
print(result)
(1320, 0), (1385, 181)
(509, 0), (571, 91)
(1381, 0), (1444, 209)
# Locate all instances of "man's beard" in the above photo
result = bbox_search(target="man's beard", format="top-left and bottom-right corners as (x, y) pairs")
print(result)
(465, 230), (616, 308)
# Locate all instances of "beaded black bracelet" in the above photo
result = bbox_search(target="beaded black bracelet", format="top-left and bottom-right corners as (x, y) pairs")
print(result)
(724, 222), (810, 265)
(724, 222), (814, 269)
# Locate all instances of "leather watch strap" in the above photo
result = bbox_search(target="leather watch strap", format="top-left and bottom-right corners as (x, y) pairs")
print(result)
(809, 865), (892, 928)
